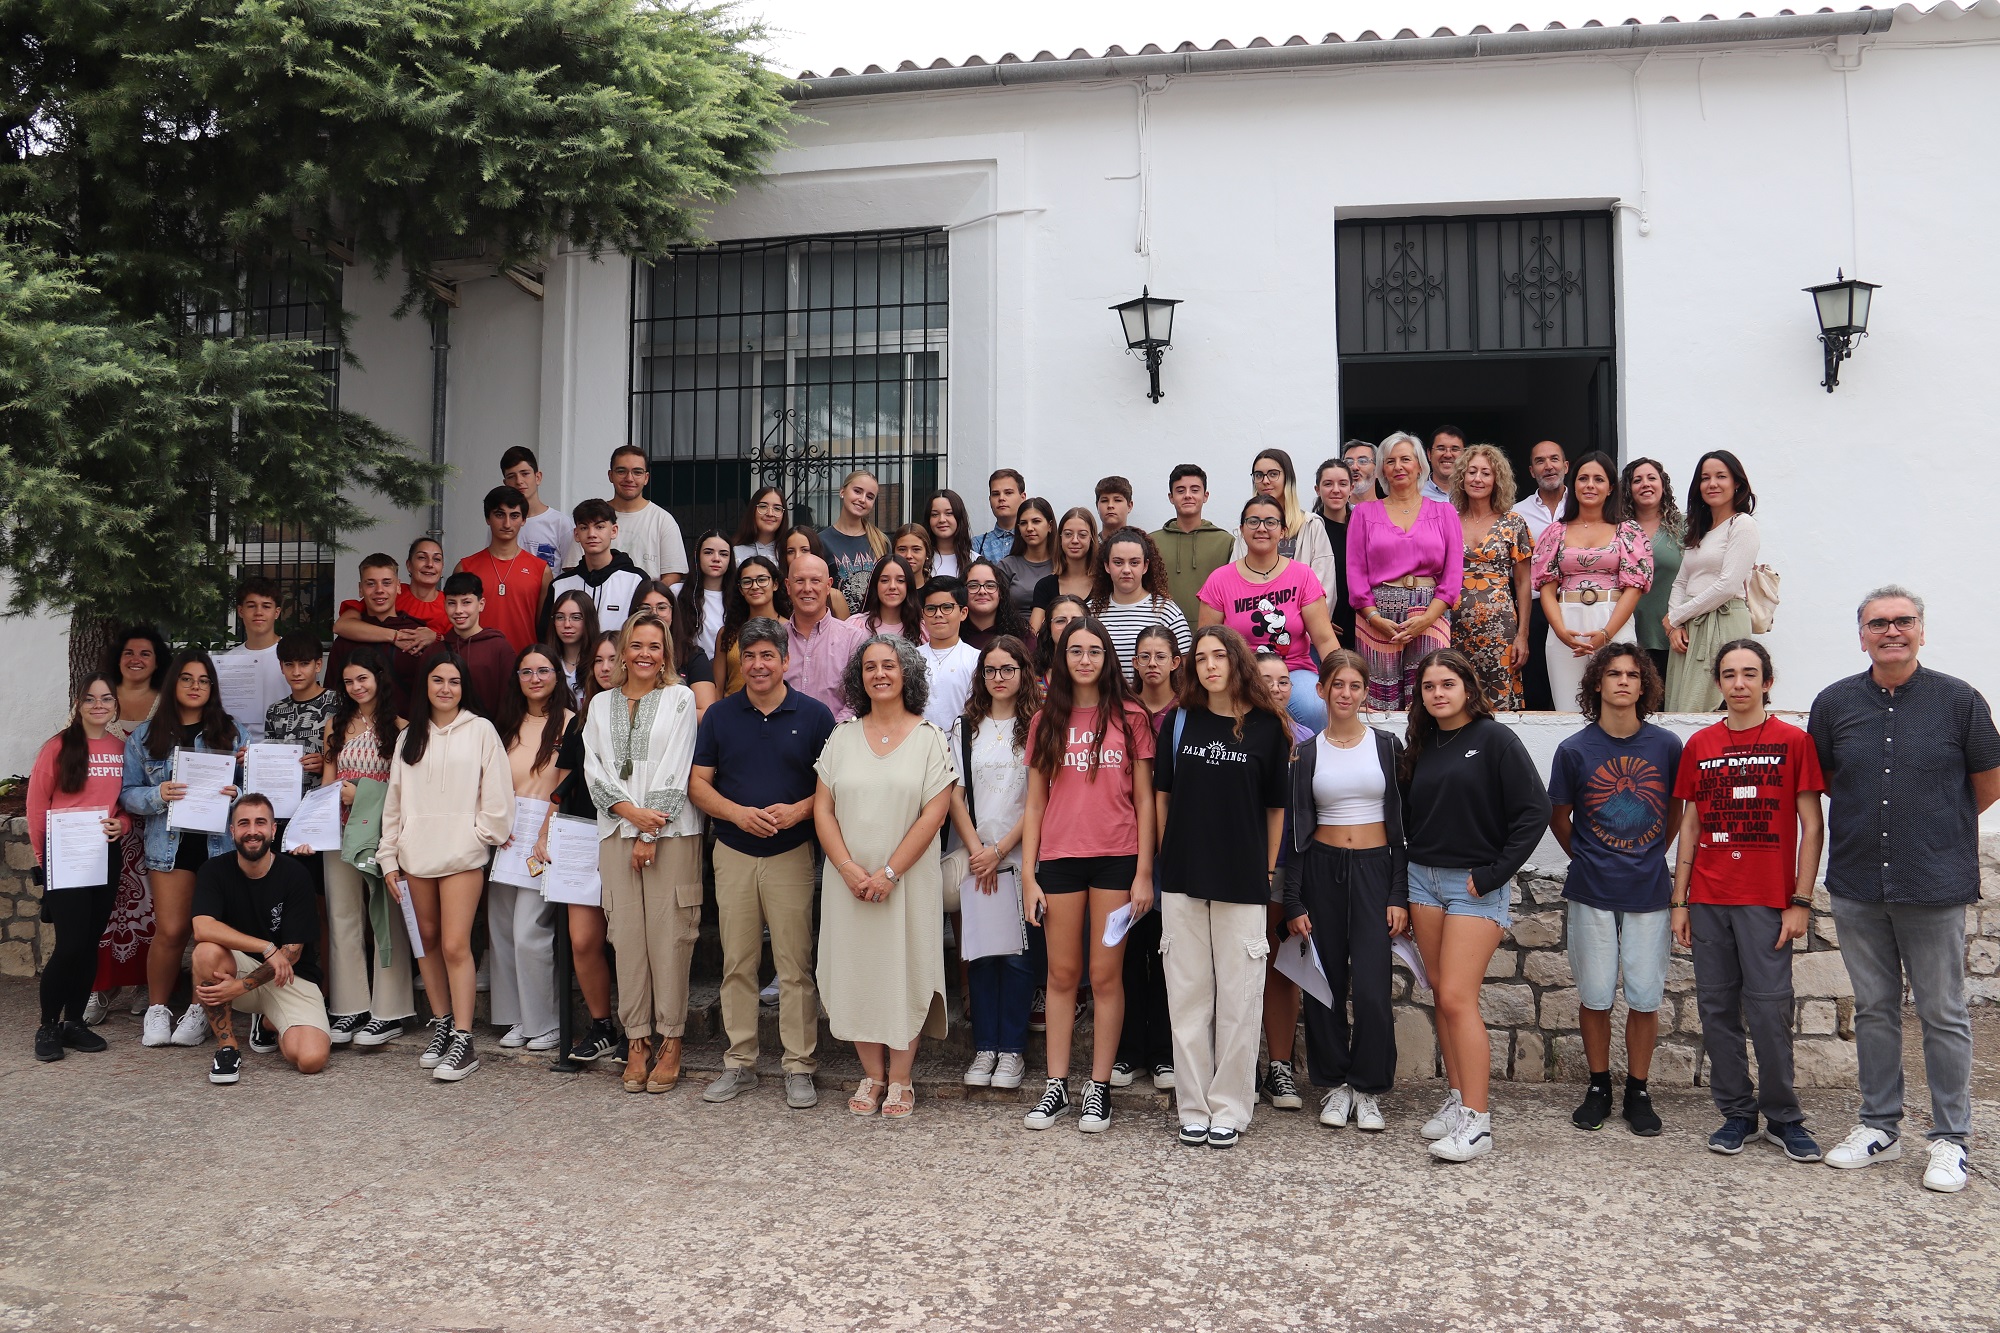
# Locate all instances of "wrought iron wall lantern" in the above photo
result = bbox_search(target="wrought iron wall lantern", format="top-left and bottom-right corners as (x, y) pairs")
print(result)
(1111, 287), (1181, 403)
(1805, 269), (1879, 393)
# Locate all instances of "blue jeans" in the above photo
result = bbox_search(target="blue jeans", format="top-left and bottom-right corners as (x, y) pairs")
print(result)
(970, 952), (1034, 1055)
(1287, 668), (1327, 733)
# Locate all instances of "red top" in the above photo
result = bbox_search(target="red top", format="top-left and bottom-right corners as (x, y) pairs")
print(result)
(1672, 716), (1825, 908)
(337, 585), (451, 638)
(1027, 703), (1156, 860)
(26, 734), (130, 866)
(458, 550), (547, 655)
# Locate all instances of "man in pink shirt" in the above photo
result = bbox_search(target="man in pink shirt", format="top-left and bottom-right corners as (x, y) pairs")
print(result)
(782, 555), (869, 722)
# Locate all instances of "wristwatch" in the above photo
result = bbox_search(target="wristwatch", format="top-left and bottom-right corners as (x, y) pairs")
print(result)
(638, 831), (657, 844)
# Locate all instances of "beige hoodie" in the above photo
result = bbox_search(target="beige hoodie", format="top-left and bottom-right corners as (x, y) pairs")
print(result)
(378, 711), (513, 879)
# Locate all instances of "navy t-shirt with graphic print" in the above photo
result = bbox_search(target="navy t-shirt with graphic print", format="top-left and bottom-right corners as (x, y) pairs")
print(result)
(1549, 721), (1684, 913)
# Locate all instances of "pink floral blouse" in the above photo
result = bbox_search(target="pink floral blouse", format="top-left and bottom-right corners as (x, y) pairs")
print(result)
(1531, 520), (1653, 598)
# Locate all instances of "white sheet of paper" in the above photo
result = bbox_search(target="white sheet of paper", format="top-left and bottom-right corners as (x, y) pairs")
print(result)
(1391, 934), (1432, 993)
(168, 748), (235, 834)
(960, 868), (1027, 960)
(280, 783), (343, 854)
(397, 883), (426, 959)
(541, 815), (601, 905)
(244, 742), (304, 818)
(1275, 934), (1335, 1009)
(1100, 902), (1136, 948)
(45, 809), (111, 890)
(213, 653), (263, 736)
(490, 797), (552, 889)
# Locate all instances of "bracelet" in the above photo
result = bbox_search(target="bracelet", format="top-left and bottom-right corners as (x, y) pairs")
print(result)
(1670, 901), (1688, 909)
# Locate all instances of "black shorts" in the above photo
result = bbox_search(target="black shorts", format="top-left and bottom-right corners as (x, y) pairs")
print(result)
(1037, 855), (1140, 895)
(172, 836), (209, 874)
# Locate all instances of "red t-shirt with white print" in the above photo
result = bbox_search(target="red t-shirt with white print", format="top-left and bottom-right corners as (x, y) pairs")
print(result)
(1027, 703), (1155, 860)
(1672, 715), (1824, 909)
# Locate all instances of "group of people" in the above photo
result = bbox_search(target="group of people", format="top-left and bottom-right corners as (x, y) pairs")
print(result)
(21, 441), (1995, 1192)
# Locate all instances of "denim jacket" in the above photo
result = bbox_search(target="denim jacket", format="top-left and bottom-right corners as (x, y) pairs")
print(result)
(121, 720), (245, 871)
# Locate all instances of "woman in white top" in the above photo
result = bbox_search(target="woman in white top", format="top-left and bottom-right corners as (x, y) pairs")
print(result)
(681, 531), (734, 662)
(732, 486), (787, 566)
(1663, 450), (1760, 712)
(378, 651), (513, 1082)
(1228, 447), (1340, 597)
(948, 634), (1041, 1092)
(1284, 650), (1408, 1133)
(489, 645), (575, 1053)
(582, 612), (704, 1094)
(1087, 527), (1192, 663)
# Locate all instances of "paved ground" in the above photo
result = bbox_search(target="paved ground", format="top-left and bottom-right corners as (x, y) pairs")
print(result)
(3, 976), (1998, 1333)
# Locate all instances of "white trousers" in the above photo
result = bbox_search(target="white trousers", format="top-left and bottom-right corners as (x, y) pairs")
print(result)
(322, 852), (415, 1020)
(1544, 600), (1636, 714)
(487, 880), (559, 1037)
(1161, 894), (1270, 1133)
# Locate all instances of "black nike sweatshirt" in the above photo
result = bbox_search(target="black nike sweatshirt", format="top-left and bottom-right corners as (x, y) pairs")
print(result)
(1402, 716), (1552, 895)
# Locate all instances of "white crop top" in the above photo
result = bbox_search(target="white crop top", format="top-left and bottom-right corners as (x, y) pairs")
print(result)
(1313, 732), (1386, 825)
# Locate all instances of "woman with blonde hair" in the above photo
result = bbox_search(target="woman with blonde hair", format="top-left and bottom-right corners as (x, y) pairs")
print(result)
(582, 612), (705, 1093)
(1449, 444), (1535, 711)
(1345, 433), (1462, 711)
(1229, 447), (1339, 599)
(821, 469), (891, 611)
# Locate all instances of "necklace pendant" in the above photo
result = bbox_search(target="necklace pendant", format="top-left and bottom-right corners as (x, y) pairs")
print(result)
(619, 759), (633, 780)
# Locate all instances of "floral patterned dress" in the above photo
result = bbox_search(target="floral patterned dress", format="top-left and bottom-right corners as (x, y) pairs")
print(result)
(1451, 512), (1534, 711)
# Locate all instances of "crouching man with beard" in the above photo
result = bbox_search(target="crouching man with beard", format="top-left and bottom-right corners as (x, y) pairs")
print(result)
(191, 795), (332, 1084)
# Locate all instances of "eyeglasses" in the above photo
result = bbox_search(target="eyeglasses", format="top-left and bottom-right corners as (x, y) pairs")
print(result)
(1066, 645), (1106, 659)
(1251, 468), (1284, 482)
(516, 666), (555, 678)
(610, 466), (649, 479)
(981, 664), (1019, 678)
(1863, 615), (1920, 633)
(966, 580), (999, 593)
(739, 576), (773, 590)
(921, 603), (960, 617)
(1242, 515), (1284, 530)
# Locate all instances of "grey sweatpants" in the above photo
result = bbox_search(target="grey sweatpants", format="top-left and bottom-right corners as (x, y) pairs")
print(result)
(1830, 896), (1972, 1145)
(1690, 903), (1801, 1126)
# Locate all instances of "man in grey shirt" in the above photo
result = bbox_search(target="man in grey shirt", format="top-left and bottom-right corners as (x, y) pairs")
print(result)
(1808, 584), (2000, 1193)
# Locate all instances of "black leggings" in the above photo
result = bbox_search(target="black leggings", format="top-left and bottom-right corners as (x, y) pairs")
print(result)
(1298, 844), (1398, 1095)
(40, 881), (116, 1026)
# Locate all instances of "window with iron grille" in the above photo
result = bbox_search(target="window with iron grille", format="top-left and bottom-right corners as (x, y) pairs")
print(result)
(629, 230), (948, 547)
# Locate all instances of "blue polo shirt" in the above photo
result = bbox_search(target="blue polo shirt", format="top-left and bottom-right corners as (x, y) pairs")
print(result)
(693, 685), (837, 858)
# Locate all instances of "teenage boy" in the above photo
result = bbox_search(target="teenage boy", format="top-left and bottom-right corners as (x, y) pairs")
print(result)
(327, 555), (427, 711)
(1671, 640), (1825, 1163)
(915, 579), (982, 731)
(1153, 465), (1234, 629)
(976, 468), (1026, 562)
(501, 446), (568, 571)
(222, 577), (288, 743)
(1548, 644), (1683, 1138)
(1811, 586), (2000, 1193)
(263, 632), (338, 843)
(190, 796), (331, 1085)
(1095, 476), (1135, 535)
(690, 619), (838, 1110)
(456, 486), (551, 656)
(439, 572), (517, 717)
(563, 445), (686, 587)
(335, 538), (448, 649)
(550, 498), (648, 632)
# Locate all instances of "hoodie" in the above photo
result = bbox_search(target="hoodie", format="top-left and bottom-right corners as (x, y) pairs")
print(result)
(551, 550), (649, 634)
(377, 710), (513, 879)
(446, 628), (516, 719)
(1152, 520), (1235, 628)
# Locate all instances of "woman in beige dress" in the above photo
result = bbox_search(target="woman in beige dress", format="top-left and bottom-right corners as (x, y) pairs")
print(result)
(814, 634), (957, 1120)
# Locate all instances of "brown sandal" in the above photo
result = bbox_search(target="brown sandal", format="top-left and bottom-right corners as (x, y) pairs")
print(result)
(646, 1036), (683, 1093)
(847, 1076), (885, 1116)
(622, 1038), (652, 1094)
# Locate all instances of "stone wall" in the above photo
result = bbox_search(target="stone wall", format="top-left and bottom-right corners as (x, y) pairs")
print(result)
(4, 818), (1996, 1087)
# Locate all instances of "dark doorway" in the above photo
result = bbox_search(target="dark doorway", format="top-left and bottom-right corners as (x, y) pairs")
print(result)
(1336, 212), (1617, 485)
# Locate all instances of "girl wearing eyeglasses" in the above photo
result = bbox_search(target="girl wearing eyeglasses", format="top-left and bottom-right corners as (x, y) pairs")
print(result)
(1198, 495), (1340, 732)
(711, 558), (788, 697)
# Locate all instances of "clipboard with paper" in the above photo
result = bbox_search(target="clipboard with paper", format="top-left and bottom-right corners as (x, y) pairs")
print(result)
(959, 867), (1027, 960)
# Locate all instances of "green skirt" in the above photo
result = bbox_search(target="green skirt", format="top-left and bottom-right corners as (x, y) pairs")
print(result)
(1664, 597), (1751, 712)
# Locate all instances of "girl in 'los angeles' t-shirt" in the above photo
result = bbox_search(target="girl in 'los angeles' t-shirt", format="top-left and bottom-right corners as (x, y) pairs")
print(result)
(1020, 615), (1155, 1136)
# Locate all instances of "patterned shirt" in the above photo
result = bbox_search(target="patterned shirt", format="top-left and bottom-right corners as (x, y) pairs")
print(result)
(1531, 520), (1654, 599)
(264, 690), (340, 791)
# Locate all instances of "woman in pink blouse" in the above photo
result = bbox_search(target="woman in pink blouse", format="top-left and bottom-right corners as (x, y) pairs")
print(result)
(1531, 451), (1653, 711)
(1345, 433), (1464, 711)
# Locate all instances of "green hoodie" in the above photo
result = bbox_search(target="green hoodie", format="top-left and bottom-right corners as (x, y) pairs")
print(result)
(1152, 520), (1235, 627)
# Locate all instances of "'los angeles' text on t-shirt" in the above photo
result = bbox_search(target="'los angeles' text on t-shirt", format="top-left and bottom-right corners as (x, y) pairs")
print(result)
(1026, 703), (1156, 860)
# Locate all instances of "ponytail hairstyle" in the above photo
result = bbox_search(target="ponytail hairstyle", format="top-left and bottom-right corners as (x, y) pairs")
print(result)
(143, 649), (235, 760)
(1030, 615), (1138, 783)
(329, 646), (401, 761)
(1399, 647), (1492, 783)
(400, 649), (470, 766)
(494, 644), (575, 776)
(965, 634), (1040, 755)
(1176, 625), (1283, 738)
(56, 673), (121, 794)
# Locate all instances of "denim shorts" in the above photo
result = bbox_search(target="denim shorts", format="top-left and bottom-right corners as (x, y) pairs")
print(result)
(1406, 862), (1512, 927)
(1565, 901), (1672, 1013)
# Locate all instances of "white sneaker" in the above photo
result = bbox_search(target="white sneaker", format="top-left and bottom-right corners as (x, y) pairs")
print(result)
(992, 1053), (1027, 1090)
(964, 1050), (998, 1087)
(1923, 1141), (1969, 1194)
(525, 1029), (561, 1052)
(758, 980), (781, 1006)
(82, 992), (111, 1027)
(1319, 1086), (1353, 1127)
(497, 1024), (527, 1049)
(1354, 1092), (1386, 1132)
(1430, 1109), (1493, 1162)
(1824, 1125), (1902, 1170)
(170, 1005), (209, 1047)
(141, 1004), (173, 1047)
(1420, 1088), (1463, 1141)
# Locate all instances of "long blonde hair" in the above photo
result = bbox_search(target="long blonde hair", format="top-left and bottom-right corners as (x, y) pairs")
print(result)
(1448, 443), (1518, 514)
(615, 612), (681, 690)
(839, 469), (890, 557)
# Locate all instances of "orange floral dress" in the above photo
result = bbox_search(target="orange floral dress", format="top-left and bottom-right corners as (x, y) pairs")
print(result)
(1451, 512), (1533, 711)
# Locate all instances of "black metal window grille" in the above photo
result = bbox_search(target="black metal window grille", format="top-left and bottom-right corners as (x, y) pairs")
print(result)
(629, 230), (948, 546)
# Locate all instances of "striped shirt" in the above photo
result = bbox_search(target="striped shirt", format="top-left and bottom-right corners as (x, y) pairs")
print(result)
(1092, 595), (1191, 667)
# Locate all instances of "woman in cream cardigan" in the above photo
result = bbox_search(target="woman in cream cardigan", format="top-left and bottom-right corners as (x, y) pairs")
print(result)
(378, 651), (513, 1083)
(583, 612), (705, 1094)
(1663, 450), (1760, 712)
